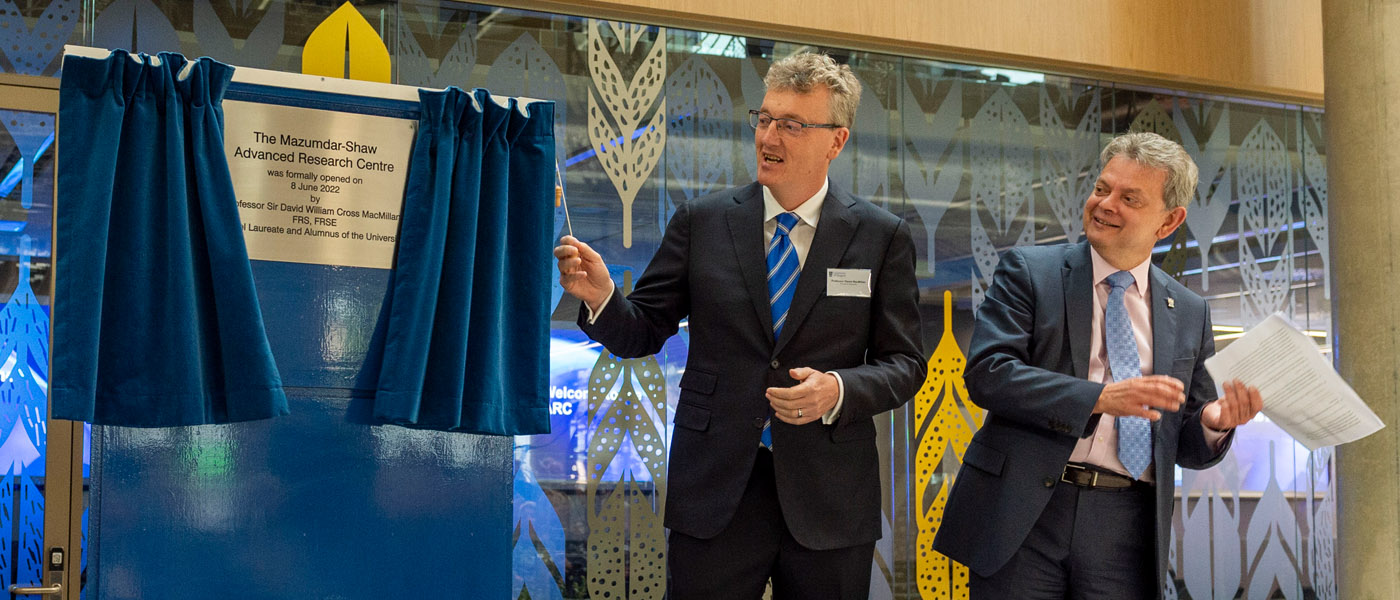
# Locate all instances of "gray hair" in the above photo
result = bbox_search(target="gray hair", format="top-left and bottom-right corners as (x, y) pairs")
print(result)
(763, 52), (861, 127)
(1100, 132), (1199, 210)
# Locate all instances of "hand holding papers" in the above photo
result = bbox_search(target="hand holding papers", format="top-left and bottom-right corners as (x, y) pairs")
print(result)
(1204, 314), (1384, 450)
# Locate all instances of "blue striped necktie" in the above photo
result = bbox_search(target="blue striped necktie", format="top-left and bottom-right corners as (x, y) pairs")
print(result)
(1105, 270), (1151, 478)
(761, 212), (801, 449)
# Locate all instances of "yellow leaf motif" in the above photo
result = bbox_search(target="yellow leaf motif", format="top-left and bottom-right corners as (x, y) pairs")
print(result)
(915, 291), (983, 600)
(302, 2), (390, 83)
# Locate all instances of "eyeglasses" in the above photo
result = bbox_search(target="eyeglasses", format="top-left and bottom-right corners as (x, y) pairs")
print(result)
(748, 110), (841, 137)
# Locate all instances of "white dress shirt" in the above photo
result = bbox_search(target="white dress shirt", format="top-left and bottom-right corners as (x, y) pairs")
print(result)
(1068, 248), (1227, 481)
(586, 180), (846, 423)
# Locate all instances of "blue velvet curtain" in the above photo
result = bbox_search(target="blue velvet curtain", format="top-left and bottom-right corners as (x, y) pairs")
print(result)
(369, 88), (554, 435)
(52, 51), (288, 426)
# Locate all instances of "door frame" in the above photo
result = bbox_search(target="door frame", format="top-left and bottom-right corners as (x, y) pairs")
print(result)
(0, 70), (83, 599)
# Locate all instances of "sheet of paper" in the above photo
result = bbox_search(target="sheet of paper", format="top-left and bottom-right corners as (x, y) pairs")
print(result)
(1204, 313), (1384, 450)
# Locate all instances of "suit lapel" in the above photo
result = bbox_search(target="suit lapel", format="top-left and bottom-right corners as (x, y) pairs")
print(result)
(773, 188), (858, 355)
(1063, 242), (1095, 379)
(1148, 266), (1177, 446)
(727, 184), (774, 339)
(1148, 267), (1177, 378)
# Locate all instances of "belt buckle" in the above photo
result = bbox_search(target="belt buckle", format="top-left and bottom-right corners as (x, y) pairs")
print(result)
(1061, 464), (1097, 487)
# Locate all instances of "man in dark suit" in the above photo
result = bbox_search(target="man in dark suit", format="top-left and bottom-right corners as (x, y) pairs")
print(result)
(933, 132), (1263, 599)
(554, 52), (925, 600)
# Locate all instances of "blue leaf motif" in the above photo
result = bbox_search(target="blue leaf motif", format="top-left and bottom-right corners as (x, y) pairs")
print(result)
(511, 465), (566, 600)
(0, 0), (78, 76)
(191, 0), (286, 70)
(93, 0), (183, 55)
(0, 111), (53, 212)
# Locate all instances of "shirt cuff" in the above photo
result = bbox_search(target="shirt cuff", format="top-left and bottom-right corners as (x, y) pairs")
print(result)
(821, 371), (846, 425)
(584, 287), (615, 325)
(1202, 422), (1231, 451)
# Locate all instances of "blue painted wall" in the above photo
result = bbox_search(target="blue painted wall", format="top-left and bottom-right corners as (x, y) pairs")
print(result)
(86, 261), (513, 599)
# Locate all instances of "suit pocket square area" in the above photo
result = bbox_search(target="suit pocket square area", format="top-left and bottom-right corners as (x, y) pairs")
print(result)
(963, 440), (1006, 476)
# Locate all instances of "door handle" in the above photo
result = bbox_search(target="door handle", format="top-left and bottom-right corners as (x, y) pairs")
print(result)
(9, 582), (62, 595)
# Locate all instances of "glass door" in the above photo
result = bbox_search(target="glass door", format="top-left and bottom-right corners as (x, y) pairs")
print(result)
(0, 73), (83, 600)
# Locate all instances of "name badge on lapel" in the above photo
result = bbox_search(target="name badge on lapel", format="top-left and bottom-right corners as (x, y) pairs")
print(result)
(827, 268), (872, 297)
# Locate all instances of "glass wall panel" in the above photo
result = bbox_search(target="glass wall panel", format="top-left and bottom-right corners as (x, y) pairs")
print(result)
(0, 1), (1334, 598)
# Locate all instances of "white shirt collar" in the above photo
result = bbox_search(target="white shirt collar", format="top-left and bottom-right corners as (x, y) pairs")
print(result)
(762, 179), (828, 227)
(1090, 246), (1152, 295)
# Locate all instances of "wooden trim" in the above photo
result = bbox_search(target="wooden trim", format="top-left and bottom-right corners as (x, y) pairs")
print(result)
(475, 0), (1323, 106)
(0, 73), (60, 113)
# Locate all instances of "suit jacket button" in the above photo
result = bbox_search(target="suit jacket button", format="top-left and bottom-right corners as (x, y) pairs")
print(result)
(1043, 477), (1055, 488)
(752, 417), (765, 429)
(770, 360), (780, 369)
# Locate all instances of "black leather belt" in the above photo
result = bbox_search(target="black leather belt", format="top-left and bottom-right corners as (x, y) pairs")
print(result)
(1061, 463), (1148, 491)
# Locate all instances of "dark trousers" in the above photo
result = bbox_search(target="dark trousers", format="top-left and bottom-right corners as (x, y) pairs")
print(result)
(668, 449), (876, 600)
(969, 479), (1158, 600)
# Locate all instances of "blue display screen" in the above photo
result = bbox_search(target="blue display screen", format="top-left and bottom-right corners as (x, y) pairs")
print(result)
(517, 328), (687, 484)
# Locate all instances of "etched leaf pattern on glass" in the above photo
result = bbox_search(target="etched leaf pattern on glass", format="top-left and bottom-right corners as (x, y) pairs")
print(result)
(1128, 99), (1191, 280)
(192, 0), (286, 70)
(0, 0), (77, 76)
(664, 54), (733, 232)
(1037, 83), (1101, 242)
(483, 33), (569, 315)
(1181, 451), (1243, 599)
(511, 465), (567, 600)
(0, 112), (50, 212)
(584, 270), (669, 600)
(903, 76), (961, 275)
(1298, 112), (1329, 300)
(869, 515), (896, 600)
(586, 20), (667, 249)
(398, 8), (476, 89)
(1308, 448), (1337, 600)
(1238, 119), (1293, 327)
(1244, 443), (1302, 599)
(92, 0), (182, 56)
(969, 88), (1034, 311)
(0, 240), (47, 593)
(1176, 102), (1232, 291)
(829, 80), (891, 209)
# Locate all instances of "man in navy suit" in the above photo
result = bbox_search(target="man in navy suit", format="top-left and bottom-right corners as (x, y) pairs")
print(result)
(933, 132), (1263, 599)
(554, 53), (925, 600)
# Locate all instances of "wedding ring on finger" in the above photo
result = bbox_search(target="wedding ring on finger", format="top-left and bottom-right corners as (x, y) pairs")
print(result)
(797, 408), (804, 418)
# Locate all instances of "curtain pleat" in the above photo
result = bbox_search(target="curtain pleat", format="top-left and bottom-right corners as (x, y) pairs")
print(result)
(53, 51), (288, 426)
(372, 87), (555, 435)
